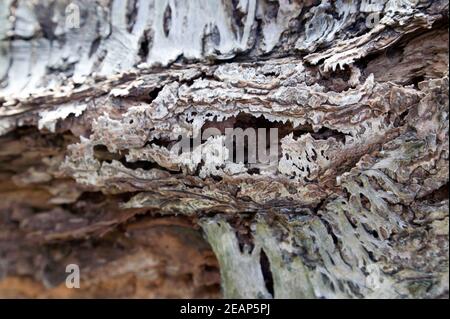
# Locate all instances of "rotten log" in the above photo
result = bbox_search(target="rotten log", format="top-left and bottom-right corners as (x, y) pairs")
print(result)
(0, 0), (448, 298)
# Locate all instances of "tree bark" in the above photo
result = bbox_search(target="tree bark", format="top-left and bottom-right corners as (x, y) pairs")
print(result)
(0, 0), (448, 298)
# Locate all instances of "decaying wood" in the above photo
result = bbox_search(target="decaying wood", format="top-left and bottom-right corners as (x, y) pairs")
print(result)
(0, 0), (448, 298)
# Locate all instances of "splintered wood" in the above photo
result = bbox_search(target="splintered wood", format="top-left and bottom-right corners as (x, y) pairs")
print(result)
(0, 0), (448, 298)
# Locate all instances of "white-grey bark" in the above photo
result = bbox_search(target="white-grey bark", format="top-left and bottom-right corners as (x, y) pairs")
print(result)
(0, 0), (448, 298)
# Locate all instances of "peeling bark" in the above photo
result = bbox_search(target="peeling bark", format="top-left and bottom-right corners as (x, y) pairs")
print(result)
(0, 0), (448, 298)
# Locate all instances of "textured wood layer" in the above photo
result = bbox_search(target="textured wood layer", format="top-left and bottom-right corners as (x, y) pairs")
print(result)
(0, 0), (448, 298)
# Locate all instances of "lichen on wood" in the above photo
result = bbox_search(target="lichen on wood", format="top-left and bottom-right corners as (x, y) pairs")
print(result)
(0, 0), (448, 298)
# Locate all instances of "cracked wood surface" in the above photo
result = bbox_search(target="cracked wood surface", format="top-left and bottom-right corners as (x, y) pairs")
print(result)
(0, 0), (448, 298)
